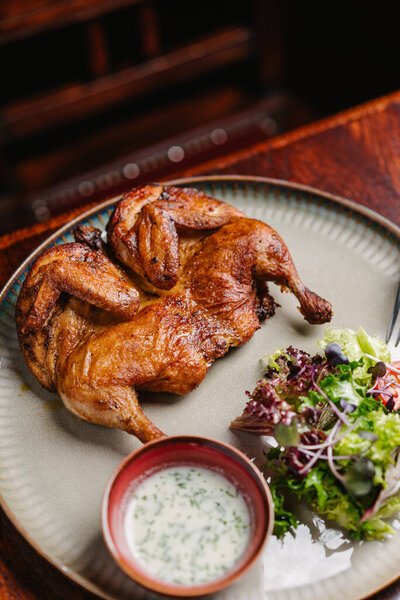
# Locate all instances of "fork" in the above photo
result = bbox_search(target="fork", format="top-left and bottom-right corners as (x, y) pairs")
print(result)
(386, 280), (400, 346)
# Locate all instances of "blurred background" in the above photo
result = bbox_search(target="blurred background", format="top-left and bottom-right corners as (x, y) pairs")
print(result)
(0, 0), (398, 234)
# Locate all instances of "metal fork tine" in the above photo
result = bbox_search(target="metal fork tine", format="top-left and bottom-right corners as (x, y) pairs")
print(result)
(386, 281), (400, 344)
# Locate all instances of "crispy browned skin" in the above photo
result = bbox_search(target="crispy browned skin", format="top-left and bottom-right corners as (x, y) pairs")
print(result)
(16, 185), (332, 443)
(16, 243), (140, 388)
(107, 184), (243, 290)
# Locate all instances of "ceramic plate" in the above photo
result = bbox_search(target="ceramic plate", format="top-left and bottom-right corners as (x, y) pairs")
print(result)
(1, 176), (400, 600)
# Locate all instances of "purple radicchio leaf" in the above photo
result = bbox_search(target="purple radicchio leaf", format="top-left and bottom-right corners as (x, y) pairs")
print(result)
(231, 347), (333, 435)
(278, 348), (333, 398)
(282, 430), (327, 478)
(230, 378), (296, 434)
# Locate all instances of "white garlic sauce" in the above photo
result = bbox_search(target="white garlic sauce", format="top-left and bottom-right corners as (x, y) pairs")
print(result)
(124, 465), (251, 586)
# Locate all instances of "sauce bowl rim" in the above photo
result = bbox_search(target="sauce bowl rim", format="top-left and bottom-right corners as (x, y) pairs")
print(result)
(101, 435), (274, 597)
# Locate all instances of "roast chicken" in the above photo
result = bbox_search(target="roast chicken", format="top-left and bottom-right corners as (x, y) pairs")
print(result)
(16, 184), (332, 443)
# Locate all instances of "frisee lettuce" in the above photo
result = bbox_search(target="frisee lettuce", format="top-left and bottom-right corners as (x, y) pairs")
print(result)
(319, 326), (391, 385)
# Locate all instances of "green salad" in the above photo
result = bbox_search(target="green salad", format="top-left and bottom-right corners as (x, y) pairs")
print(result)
(231, 327), (400, 540)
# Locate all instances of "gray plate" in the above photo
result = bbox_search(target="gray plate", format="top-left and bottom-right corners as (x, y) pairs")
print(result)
(1, 176), (400, 600)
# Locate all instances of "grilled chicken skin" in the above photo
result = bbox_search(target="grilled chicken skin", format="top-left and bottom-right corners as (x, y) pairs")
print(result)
(16, 185), (332, 443)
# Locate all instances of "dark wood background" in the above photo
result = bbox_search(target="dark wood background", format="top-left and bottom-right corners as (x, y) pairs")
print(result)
(2, 0), (400, 234)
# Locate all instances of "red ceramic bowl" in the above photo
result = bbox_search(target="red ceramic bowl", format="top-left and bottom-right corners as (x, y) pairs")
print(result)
(102, 435), (274, 597)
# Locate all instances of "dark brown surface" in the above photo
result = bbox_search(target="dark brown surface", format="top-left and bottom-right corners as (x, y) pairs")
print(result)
(1, 0), (272, 214)
(182, 90), (400, 228)
(0, 0), (143, 43)
(3, 26), (252, 140)
(5, 91), (309, 232)
(2, 91), (400, 599)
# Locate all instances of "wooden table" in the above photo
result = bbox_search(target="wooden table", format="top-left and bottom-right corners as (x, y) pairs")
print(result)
(2, 90), (400, 600)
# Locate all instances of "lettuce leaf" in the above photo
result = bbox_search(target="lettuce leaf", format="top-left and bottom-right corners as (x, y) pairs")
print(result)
(319, 326), (391, 363)
(269, 477), (298, 538)
(319, 326), (391, 386)
(267, 456), (396, 540)
(335, 409), (400, 486)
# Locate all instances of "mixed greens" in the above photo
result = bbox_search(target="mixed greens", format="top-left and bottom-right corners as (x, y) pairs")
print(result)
(231, 327), (400, 540)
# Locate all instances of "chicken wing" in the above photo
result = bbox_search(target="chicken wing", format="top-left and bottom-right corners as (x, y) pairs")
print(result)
(107, 184), (244, 289)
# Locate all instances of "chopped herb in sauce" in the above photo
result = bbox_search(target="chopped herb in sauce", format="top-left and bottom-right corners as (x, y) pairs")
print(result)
(124, 466), (250, 585)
